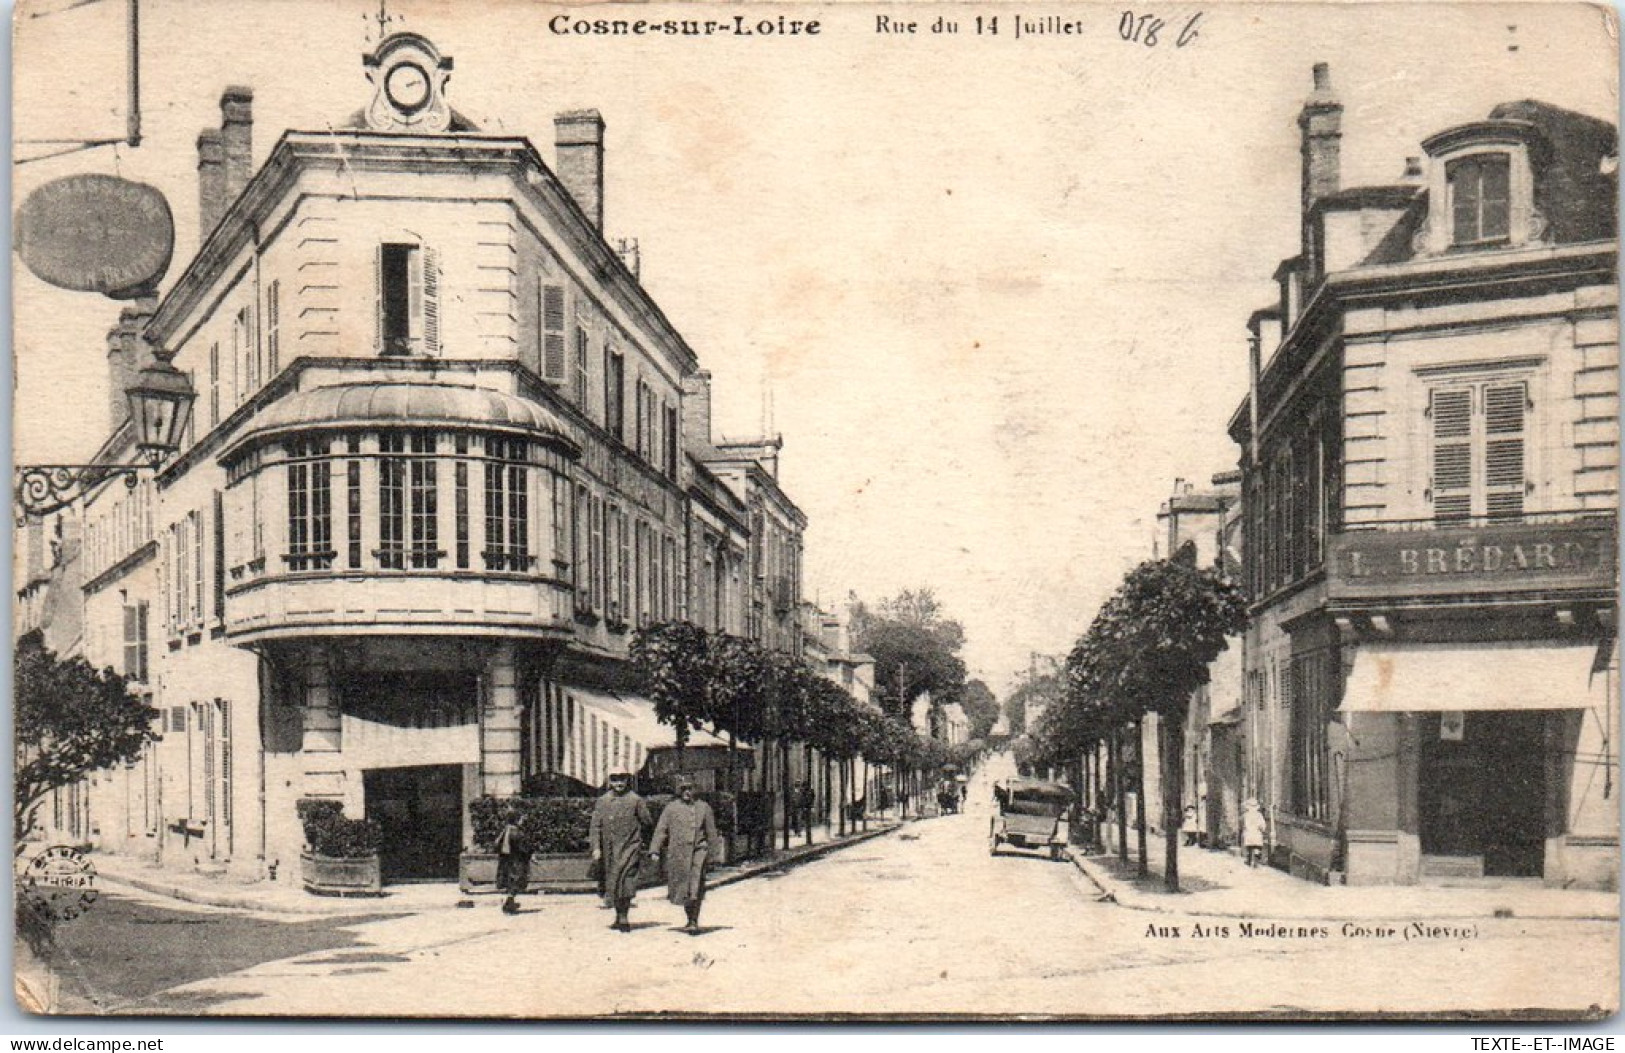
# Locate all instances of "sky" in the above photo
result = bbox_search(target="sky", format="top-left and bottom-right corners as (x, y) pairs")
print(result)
(10, 0), (1619, 695)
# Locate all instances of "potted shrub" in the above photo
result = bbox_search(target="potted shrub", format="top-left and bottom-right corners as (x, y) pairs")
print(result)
(297, 799), (383, 896)
(460, 796), (597, 893)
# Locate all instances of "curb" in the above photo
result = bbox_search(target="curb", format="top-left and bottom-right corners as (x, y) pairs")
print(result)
(711, 822), (902, 890)
(94, 824), (905, 915)
(1065, 849), (1620, 923)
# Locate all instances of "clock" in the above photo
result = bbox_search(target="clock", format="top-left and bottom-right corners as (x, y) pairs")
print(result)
(385, 62), (431, 113)
(362, 33), (454, 133)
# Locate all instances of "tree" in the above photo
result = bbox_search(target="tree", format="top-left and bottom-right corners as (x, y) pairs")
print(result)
(1063, 546), (1248, 891)
(850, 588), (969, 721)
(630, 622), (716, 753)
(960, 679), (1000, 740)
(14, 631), (154, 843)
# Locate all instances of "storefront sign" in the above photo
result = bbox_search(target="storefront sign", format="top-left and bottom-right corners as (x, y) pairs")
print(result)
(15, 175), (174, 299)
(1327, 517), (1616, 600)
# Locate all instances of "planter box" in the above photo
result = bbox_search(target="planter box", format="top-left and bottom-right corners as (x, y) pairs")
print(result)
(300, 851), (383, 897)
(459, 851), (594, 893)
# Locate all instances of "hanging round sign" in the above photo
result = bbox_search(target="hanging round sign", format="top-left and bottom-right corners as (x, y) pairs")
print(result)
(14, 174), (174, 299)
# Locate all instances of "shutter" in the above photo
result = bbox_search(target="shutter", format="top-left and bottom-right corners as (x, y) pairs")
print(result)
(1484, 382), (1526, 521)
(1430, 388), (1472, 522)
(422, 246), (441, 356)
(374, 245), (384, 355)
(407, 246), (425, 354)
(267, 280), (280, 376)
(123, 604), (138, 679)
(542, 284), (567, 382)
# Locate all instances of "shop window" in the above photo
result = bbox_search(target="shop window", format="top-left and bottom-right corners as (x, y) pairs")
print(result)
(1447, 154), (1511, 247)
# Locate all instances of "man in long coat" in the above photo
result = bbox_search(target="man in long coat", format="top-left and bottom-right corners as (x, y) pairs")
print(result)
(590, 770), (653, 932)
(650, 775), (721, 934)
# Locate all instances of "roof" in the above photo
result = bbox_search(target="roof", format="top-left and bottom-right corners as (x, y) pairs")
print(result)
(223, 382), (578, 456)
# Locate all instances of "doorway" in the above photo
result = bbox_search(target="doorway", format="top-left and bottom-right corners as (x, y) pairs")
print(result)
(364, 765), (464, 882)
(1419, 711), (1545, 878)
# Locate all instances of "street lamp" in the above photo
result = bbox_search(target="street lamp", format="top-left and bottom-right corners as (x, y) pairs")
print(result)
(13, 356), (196, 521)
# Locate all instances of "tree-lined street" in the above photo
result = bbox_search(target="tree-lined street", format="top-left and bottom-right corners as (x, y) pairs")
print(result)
(25, 752), (1613, 1018)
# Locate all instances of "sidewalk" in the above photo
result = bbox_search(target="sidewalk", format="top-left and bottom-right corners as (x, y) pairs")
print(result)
(1069, 836), (1620, 922)
(88, 820), (903, 916)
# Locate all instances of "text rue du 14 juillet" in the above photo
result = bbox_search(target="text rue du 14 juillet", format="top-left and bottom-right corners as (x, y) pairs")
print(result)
(874, 10), (1203, 47)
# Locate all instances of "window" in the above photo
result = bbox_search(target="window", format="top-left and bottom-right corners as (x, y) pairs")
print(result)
(266, 280), (281, 378)
(378, 243), (440, 356)
(208, 343), (221, 428)
(541, 282), (567, 384)
(378, 433), (407, 567)
(454, 434), (470, 570)
(605, 348), (625, 441)
(1289, 649), (1335, 822)
(1429, 380), (1528, 524)
(409, 432), (439, 568)
(233, 307), (252, 402)
(1447, 154), (1510, 246)
(346, 436), (363, 569)
(634, 380), (647, 457)
(484, 437), (532, 572)
(664, 403), (679, 479)
(590, 495), (605, 613)
(122, 601), (149, 683)
(286, 437), (334, 571)
(573, 328), (589, 408)
(617, 507), (631, 621)
(191, 510), (205, 627)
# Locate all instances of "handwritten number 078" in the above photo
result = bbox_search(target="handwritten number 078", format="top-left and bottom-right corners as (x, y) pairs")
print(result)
(1119, 10), (1203, 47)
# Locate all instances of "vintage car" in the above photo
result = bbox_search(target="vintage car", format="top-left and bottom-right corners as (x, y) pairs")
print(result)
(989, 779), (1072, 861)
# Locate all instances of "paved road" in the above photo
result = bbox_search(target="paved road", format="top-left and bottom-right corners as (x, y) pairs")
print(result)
(69, 779), (1613, 1019)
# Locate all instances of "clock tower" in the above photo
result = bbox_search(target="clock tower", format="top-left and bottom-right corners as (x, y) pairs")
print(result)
(362, 33), (454, 133)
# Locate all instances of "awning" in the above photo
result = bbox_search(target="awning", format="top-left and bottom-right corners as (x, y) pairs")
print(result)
(545, 687), (737, 789)
(1341, 642), (1605, 713)
(568, 688), (731, 751)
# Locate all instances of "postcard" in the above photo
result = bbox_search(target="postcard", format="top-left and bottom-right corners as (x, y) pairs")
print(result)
(11, 0), (1619, 1020)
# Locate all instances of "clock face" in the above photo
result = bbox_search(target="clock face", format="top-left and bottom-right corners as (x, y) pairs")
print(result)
(385, 62), (431, 113)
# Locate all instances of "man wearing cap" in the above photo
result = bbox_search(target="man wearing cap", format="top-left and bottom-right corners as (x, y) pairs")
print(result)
(650, 775), (721, 934)
(590, 769), (653, 932)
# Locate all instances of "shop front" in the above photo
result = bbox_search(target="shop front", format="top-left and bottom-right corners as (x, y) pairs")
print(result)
(1341, 641), (1612, 884)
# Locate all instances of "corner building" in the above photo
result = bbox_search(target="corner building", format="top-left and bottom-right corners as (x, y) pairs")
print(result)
(1231, 65), (1618, 888)
(74, 34), (803, 884)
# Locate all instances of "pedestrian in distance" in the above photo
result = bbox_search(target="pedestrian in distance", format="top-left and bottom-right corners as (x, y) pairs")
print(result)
(495, 814), (531, 914)
(590, 769), (653, 932)
(650, 775), (720, 935)
(1181, 804), (1201, 848)
(1241, 798), (1267, 868)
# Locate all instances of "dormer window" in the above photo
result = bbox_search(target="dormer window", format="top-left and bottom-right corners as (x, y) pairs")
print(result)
(1447, 154), (1511, 245)
(1421, 118), (1540, 255)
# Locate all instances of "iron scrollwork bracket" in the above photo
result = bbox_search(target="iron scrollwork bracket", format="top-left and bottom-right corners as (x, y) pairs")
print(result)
(14, 464), (140, 523)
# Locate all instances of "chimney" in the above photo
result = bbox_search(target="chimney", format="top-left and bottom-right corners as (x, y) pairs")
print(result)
(106, 322), (132, 432)
(197, 130), (225, 243)
(111, 298), (161, 429)
(220, 87), (254, 203)
(682, 371), (714, 455)
(1299, 62), (1342, 271)
(554, 110), (605, 231)
(1402, 156), (1425, 182)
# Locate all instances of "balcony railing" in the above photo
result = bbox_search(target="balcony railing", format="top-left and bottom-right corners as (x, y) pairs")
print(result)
(1326, 510), (1617, 602)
